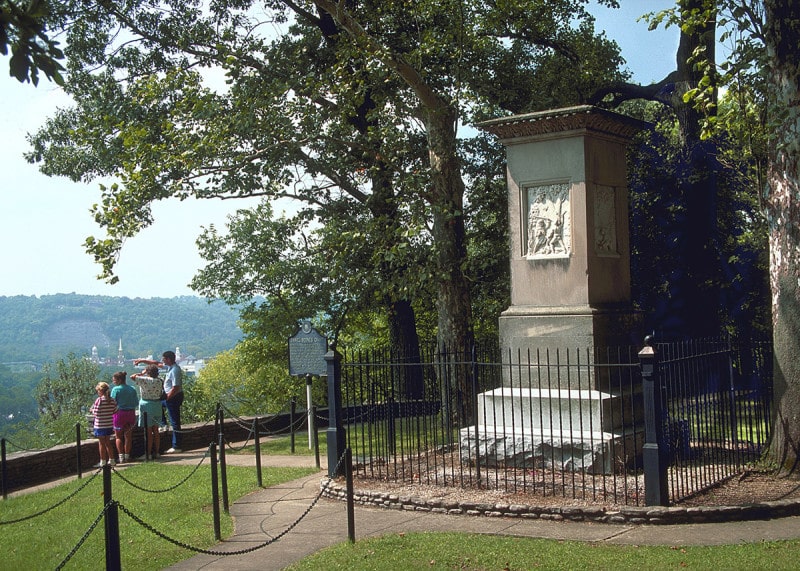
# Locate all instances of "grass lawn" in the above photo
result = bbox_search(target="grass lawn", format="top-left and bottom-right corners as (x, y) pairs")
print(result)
(0, 462), (316, 570)
(286, 531), (800, 570)
(233, 430), (328, 456)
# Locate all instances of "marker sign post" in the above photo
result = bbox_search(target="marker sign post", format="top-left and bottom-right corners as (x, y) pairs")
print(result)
(288, 323), (327, 448)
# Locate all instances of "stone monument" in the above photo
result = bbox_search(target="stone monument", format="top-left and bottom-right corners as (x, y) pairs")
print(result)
(466, 105), (648, 473)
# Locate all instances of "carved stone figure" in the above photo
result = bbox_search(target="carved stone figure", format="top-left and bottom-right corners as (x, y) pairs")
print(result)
(525, 183), (570, 258)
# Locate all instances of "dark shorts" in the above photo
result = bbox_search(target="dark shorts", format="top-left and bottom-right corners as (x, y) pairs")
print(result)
(114, 409), (137, 431)
(94, 427), (114, 437)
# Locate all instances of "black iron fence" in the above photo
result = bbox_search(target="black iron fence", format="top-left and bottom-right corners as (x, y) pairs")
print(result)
(655, 337), (773, 503)
(337, 337), (773, 506)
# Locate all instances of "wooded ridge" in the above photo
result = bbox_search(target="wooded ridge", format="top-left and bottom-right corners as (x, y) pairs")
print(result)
(0, 293), (243, 365)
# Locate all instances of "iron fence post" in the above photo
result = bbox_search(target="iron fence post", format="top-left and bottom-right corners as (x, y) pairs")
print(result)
(471, 343), (481, 484)
(727, 336), (739, 448)
(326, 349), (346, 478)
(387, 396), (396, 457)
(640, 339), (668, 506)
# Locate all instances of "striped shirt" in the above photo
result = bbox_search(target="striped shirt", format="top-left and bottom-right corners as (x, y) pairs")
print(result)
(91, 395), (117, 429)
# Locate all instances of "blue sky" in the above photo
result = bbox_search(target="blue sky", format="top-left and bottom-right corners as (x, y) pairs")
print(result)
(0, 1), (678, 299)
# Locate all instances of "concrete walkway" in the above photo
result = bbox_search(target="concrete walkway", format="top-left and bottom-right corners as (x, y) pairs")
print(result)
(160, 447), (800, 571)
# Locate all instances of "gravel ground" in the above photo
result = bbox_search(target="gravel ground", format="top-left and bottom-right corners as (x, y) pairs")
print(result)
(352, 462), (800, 509)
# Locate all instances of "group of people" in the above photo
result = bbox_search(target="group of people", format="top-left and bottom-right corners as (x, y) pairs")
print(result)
(90, 350), (184, 467)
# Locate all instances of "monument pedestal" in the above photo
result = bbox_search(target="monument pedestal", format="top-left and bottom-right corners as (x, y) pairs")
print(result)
(460, 386), (643, 473)
(469, 106), (648, 473)
(499, 304), (642, 388)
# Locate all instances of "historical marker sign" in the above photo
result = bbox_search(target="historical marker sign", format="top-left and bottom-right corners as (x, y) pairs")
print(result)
(288, 322), (328, 376)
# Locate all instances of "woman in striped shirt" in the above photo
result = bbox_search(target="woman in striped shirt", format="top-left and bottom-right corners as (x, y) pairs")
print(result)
(91, 382), (118, 467)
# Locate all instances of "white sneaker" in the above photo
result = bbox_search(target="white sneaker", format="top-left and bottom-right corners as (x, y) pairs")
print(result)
(109, 459), (117, 466)
(165, 447), (182, 454)
(93, 461), (105, 468)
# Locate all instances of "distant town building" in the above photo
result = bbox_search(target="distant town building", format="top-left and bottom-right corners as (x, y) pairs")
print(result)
(132, 347), (206, 374)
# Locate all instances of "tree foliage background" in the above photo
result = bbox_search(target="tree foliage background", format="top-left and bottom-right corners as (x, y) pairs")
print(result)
(9, 1), (795, 466)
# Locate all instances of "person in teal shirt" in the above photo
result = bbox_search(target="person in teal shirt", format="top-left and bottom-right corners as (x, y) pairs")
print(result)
(111, 371), (139, 462)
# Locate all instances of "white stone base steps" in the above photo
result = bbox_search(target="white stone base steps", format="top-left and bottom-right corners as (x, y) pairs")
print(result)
(460, 386), (643, 474)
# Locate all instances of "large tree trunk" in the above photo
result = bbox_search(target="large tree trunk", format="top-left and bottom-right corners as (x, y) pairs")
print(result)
(763, 0), (800, 473)
(426, 105), (475, 424)
(309, 0), (474, 421)
(426, 105), (473, 352)
(312, 5), (423, 366)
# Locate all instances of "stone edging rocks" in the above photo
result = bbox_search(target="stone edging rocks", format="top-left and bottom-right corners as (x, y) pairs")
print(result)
(320, 479), (800, 525)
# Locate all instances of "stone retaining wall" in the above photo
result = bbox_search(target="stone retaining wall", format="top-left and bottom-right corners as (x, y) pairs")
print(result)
(320, 480), (800, 525)
(1, 417), (255, 494)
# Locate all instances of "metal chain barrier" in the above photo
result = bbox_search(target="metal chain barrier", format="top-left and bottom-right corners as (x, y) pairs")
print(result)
(14, 449), (348, 568)
(232, 413), (308, 439)
(227, 416), (257, 432)
(55, 502), (111, 571)
(218, 402), (307, 435)
(219, 404), (253, 427)
(0, 469), (101, 525)
(170, 415), (216, 435)
(224, 433), (253, 452)
(116, 479), (330, 557)
(111, 449), (210, 493)
(255, 414), (283, 432)
(115, 451), (347, 559)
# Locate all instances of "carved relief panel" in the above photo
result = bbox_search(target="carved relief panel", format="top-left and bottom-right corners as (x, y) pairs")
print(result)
(593, 185), (618, 256)
(524, 183), (571, 259)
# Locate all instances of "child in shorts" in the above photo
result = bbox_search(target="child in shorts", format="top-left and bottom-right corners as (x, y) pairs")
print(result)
(91, 381), (118, 467)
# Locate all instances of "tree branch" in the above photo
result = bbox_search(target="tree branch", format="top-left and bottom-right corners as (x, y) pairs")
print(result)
(306, 0), (444, 111)
(587, 70), (683, 108)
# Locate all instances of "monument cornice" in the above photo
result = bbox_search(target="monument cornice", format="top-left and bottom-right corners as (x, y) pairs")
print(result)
(476, 105), (651, 142)
(500, 304), (637, 317)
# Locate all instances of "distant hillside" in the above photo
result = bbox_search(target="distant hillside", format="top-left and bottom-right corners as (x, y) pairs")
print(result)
(0, 294), (243, 365)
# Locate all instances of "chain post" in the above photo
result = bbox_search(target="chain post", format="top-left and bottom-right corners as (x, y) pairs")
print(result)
(218, 430), (229, 513)
(103, 464), (121, 570)
(253, 417), (263, 487)
(209, 442), (221, 540)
